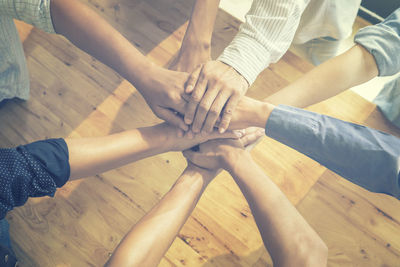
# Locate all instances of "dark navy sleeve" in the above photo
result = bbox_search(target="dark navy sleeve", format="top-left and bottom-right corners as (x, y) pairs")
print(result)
(265, 105), (400, 199)
(0, 138), (70, 219)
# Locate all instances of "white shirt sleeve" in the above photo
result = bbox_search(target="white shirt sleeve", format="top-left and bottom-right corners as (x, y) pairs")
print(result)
(0, 0), (55, 33)
(218, 0), (309, 85)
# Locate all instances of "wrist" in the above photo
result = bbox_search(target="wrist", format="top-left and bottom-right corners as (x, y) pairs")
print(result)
(257, 102), (275, 128)
(128, 61), (157, 93)
(139, 124), (172, 154)
(181, 164), (216, 188)
(182, 35), (211, 51)
(222, 149), (250, 172)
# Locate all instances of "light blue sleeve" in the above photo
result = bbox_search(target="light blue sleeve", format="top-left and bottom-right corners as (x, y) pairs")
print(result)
(0, 0), (55, 33)
(265, 105), (400, 199)
(354, 8), (400, 76)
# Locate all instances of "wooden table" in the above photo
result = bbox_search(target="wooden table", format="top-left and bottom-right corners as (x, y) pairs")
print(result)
(1, 0), (399, 266)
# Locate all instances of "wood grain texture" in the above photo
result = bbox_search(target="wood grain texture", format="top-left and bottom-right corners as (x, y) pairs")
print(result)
(0, 0), (398, 266)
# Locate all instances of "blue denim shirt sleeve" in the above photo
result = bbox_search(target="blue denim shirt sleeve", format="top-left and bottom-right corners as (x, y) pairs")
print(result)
(265, 105), (400, 199)
(354, 8), (400, 76)
(0, 138), (70, 219)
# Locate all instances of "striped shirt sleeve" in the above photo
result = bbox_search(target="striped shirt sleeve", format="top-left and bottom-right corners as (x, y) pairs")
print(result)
(0, 0), (55, 33)
(218, 0), (309, 85)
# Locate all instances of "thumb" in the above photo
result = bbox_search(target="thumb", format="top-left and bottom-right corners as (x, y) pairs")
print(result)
(154, 106), (188, 131)
(241, 127), (265, 147)
(185, 65), (202, 93)
(183, 149), (199, 164)
(207, 129), (243, 141)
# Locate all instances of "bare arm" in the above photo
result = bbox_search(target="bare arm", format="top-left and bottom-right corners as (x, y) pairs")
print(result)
(66, 123), (240, 180)
(104, 129), (261, 267)
(184, 139), (327, 267)
(265, 44), (379, 108)
(227, 153), (328, 266)
(104, 165), (215, 267)
(184, 0), (310, 134)
(170, 0), (220, 72)
(50, 0), (152, 88)
(50, 0), (190, 129)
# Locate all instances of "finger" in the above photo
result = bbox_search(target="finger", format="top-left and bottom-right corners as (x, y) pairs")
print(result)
(202, 90), (231, 133)
(185, 65), (202, 94)
(182, 92), (191, 102)
(218, 93), (241, 133)
(184, 75), (208, 125)
(177, 128), (184, 138)
(155, 106), (188, 131)
(184, 129), (195, 139)
(182, 150), (202, 166)
(240, 127), (265, 147)
(174, 95), (187, 114)
(192, 85), (220, 133)
(207, 129), (243, 140)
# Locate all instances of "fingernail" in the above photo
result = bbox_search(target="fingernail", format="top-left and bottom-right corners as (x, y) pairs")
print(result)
(234, 131), (243, 137)
(186, 85), (193, 93)
(185, 118), (192, 124)
(177, 130), (183, 138)
(219, 128), (225, 134)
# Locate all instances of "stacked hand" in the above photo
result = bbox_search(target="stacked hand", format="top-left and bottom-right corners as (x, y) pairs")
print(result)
(136, 66), (190, 131)
(183, 60), (249, 134)
(183, 127), (264, 171)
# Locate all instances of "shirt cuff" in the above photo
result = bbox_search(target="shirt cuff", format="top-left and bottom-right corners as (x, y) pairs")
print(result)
(265, 105), (400, 198)
(24, 138), (70, 188)
(353, 9), (400, 76)
(217, 31), (271, 85)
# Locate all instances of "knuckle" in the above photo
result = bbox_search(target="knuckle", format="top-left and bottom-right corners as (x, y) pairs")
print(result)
(224, 108), (233, 114)
(198, 102), (210, 111)
(191, 94), (202, 103)
(209, 107), (220, 116)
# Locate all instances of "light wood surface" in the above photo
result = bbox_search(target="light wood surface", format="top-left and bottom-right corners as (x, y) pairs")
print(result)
(1, 0), (399, 266)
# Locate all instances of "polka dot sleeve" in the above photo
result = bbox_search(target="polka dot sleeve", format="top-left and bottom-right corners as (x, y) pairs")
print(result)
(0, 138), (70, 219)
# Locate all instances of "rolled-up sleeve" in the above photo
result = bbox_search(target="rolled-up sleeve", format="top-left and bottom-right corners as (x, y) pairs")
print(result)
(265, 105), (400, 198)
(0, 138), (70, 219)
(217, 0), (309, 85)
(354, 8), (400, 76)
(0, 0), (55, 33)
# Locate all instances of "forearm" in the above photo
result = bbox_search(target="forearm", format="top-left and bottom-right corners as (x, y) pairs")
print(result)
(172, 0), (219, 72)
(184, 0), (220, 47)
(66, 124), (171, 180)
(105, 166), (214, 267)
(227, 153), (327, 266)
(265, 44), (379, 108)
(50, 0), (154, 89)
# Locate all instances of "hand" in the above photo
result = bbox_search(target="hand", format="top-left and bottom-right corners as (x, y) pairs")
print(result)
(157, 123), (244, 152)
(183, 127), (264, 170)
(217, 96), (272, 130)
(137, 67), (190, 131)
(184, 60), (249, 134)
